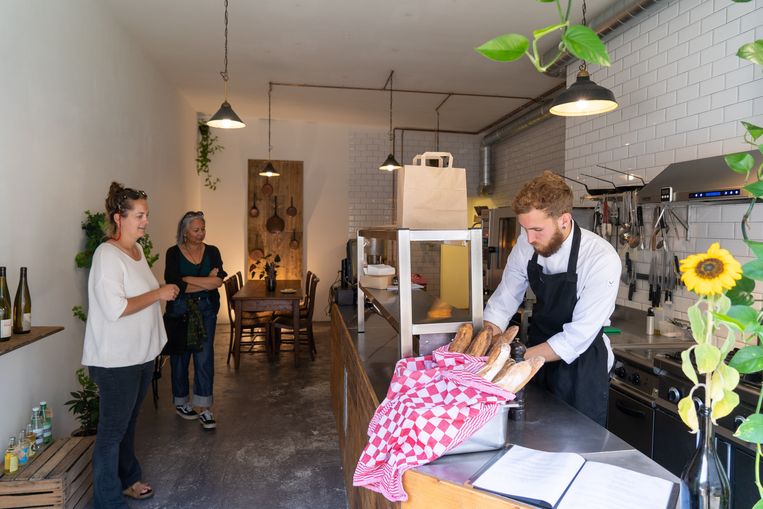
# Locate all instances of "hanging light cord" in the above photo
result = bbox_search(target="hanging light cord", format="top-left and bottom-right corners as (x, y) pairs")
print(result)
(268, 82), (273, 159)
(579, 0), (588, 72)
(220, 0), (230, 97)
(435, 110), (440, 151)
(388, 71), (394, 145)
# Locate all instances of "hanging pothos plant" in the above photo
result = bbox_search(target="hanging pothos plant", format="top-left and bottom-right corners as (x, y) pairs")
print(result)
(72, 210), (160, 321)
(196, 120), (223, 190)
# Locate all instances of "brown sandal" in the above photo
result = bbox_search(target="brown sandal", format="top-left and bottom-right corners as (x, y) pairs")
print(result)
(122, 481), (154, 500)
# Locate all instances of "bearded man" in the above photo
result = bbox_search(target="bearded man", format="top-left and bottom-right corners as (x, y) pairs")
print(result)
(483, 171), (621, 425)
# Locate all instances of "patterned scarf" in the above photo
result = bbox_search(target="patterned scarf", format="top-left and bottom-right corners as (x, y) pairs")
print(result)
(186, 298), (206, 352)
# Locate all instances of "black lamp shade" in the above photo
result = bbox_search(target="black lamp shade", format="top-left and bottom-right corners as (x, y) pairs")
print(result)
(207, 101), (246, 128)
(549, 71), (618, 117)
(379, 153), (402, 171)
(259, 161), (280, 177)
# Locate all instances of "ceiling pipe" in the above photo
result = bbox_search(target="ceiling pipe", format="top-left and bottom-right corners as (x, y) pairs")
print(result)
(543, 0), (662, 78)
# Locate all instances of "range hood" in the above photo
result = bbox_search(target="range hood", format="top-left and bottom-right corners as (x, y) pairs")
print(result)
(640, 150), (761, 204)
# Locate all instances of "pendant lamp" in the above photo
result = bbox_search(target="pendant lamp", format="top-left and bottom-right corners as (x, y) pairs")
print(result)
(549, 0), (618, 117)
(379, 71), (401, 171)
(259, 83), (280, 177)
(207, 0), (246, 129)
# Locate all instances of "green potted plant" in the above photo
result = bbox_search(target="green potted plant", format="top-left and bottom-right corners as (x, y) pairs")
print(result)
(196, 120), (223, 190)
(65, 368), (99, 436)
(250, 253), (281, 291)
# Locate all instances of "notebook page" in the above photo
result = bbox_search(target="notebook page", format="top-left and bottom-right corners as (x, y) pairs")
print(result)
(472, 445), (585, 507)
(557, 461), (676, 509)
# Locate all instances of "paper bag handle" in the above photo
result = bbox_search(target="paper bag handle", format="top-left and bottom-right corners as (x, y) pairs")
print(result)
(412, 152), (454, 168)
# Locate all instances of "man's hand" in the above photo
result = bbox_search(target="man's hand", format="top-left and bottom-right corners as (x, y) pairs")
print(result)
(525, 342), (561, 362)
(483, 320), (502, 336)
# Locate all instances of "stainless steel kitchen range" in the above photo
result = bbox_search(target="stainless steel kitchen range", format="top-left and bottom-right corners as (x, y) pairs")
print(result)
(608, 307), (760, 509)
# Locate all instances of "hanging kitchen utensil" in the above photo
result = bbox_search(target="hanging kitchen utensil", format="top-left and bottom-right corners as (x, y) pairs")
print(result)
(250, 232), (265, 260)
(602, 199), (611, 239)
(262, 177), (274, 197)
(289, 230), (299, 249)
(621, 252), (631, 284)
(627, 200), (640, 248)
(266, 196), (285, 233)
(618, 192), (632, 246)
(249, 190), (259, 218)
(286, 196), (297, 217)
(636, 206), (645, 250)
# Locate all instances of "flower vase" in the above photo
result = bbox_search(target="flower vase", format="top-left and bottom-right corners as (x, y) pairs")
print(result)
(679, 407), (730, 509)
(265, 275), (276, 292)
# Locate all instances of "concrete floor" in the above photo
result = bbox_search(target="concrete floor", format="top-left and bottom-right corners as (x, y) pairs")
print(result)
(87, 323), (347, 509)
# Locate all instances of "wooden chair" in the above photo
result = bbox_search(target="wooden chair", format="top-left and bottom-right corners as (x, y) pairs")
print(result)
(235, 271), (243, 288)
(224, 275), (273, 364)
(272, 275), (320, 362)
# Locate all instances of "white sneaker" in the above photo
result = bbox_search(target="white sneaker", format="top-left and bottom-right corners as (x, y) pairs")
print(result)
(175, 403), (197, 420)
(199, 410), (217, 430)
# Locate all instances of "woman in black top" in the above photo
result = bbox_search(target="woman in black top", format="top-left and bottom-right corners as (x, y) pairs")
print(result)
(164, 211), (226, 429)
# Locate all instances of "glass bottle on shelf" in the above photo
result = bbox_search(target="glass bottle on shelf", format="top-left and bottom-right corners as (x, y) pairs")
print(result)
(4, 436), (18, 474)
(16, 429), (29, 466)
(31, 407), (44, 450)
(39, 401), (52, 444)
(0, 267), (12, 341)
(13, 266), (31, 334)
(25, 424), (37, 457)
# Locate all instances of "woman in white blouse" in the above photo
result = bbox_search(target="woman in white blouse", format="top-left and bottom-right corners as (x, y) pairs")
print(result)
(82, 182), (179, 508)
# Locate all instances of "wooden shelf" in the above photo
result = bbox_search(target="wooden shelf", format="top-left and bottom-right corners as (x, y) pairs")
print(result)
(0, 326), (65, 358)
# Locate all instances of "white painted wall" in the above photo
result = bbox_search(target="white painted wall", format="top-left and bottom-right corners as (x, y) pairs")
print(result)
(202, 119), (350, 321)
(0, 1), (197, 440)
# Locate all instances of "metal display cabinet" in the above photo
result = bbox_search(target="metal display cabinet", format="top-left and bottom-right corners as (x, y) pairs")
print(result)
(357, 227), (483, 358)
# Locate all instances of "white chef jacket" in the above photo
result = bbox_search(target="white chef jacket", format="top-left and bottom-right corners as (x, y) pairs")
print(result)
(483, 221), (621, 369)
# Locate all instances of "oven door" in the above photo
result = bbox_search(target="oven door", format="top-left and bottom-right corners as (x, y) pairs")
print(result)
(607, 380), (655, 457)
(716, 429), (757, 509)
(653, 401), (698, 477)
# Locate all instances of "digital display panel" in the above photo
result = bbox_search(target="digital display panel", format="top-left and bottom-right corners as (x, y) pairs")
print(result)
(688, 189), (741, 199)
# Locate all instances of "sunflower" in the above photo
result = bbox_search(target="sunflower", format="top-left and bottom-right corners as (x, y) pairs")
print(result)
(680, 243), (742, 296)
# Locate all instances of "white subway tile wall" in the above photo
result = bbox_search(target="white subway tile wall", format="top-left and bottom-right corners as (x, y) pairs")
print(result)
(491, 116), (567, 207)
(562, 0), (763, 322)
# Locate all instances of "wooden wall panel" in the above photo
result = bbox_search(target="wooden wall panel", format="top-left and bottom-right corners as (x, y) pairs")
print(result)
(247, 160), (303, 281)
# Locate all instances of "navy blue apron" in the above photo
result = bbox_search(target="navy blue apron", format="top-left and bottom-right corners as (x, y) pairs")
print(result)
(527, 222), (609, 426)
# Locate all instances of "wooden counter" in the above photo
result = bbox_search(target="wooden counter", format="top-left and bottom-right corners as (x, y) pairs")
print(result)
(330, 303), (678, 509)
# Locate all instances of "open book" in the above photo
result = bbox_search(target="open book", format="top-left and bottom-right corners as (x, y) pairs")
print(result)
(472, 445), (677, 509)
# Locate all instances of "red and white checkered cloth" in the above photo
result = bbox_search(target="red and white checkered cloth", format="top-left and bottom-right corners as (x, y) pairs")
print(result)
(352, 345), (514, 502)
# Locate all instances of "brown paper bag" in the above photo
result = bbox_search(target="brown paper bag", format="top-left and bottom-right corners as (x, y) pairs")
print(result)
(396, 152), (468, 229)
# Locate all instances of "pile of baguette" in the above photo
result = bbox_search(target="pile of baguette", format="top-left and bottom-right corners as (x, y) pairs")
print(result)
(448, 324), (544, 394)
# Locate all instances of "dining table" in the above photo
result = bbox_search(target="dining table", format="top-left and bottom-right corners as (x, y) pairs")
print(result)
(231, 279), (304, 368)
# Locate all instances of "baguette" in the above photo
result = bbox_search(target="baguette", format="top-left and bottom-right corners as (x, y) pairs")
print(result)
(477, 343), (512, 380)
(448, 323), (473, 353)
(465, 328), (493, 357)
(485, 325), (519, 358)
(494, 356), (545, 393)
(490, 357), (515, 383)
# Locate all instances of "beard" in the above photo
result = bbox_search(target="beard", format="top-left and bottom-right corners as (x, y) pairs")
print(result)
(533, 225), (565, 257)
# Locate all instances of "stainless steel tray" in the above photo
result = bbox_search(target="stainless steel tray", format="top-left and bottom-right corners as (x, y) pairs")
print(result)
(443, 403), (514, 456)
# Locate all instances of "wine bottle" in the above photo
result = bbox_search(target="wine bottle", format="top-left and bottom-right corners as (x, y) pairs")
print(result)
(0, 267), (12, 341)
(13, 267), (31, 334)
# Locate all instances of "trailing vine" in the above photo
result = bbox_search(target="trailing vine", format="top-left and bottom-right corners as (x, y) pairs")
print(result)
(196, 120), (223, 190)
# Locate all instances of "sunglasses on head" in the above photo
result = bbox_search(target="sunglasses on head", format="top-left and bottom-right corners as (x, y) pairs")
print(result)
(122, 188), (148, 200)
(183, 211), (204, 219)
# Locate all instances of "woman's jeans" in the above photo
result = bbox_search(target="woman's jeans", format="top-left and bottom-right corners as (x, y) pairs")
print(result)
(89, 361), (153, 509)
(169, 293), (217, 408)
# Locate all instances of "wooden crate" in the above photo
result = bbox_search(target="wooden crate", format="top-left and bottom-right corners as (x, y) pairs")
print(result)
(0, 437), (94, 509)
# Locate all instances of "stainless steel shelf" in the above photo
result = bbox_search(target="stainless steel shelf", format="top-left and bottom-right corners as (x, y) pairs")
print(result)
(357, 227), (483, 358)
(360, 286), (473, 334)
